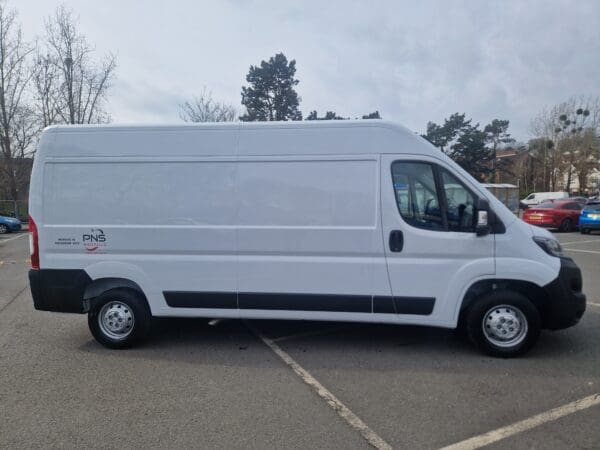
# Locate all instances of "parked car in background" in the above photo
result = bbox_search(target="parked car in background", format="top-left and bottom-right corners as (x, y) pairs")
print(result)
(579, 201), (600, 234)
(522, 200), (583, 232)
(520, 191), (568, 209)
(569, 197), (589, 205)
(0, 215), (22, 234)
(537, 197), (588, 206)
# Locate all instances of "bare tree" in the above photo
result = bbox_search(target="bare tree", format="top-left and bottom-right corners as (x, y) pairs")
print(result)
(180, 88), (237, 123)
(530, 96), (600, 192)
(0, 3), (37, 202)
(531, 105), (565, 191)
(31, 50), (60, 128)
(572, 128), (600, 194)
(35, 5), (116, 124)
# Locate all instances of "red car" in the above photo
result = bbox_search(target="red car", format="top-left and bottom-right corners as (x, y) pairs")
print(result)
(523, 200), (583, 232)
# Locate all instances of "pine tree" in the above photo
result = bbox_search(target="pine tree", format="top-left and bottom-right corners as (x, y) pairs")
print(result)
(240, 53), (302, 121)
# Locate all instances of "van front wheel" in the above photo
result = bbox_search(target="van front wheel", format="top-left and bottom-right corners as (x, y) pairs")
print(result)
(88, 289), (151, 349)
(466, 291), (541, 357)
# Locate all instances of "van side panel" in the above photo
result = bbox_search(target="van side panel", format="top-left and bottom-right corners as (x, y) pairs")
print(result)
(235, 155), (393, 319)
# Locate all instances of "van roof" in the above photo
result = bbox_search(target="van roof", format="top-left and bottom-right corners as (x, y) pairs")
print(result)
(42, 119), (411, 133)
(39, 119), (441, 159)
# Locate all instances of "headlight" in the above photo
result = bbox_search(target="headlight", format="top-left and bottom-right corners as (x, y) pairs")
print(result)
(533, 236), (564, 257)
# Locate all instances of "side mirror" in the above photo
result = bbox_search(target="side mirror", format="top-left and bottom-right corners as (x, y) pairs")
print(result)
(476, 198), (490, 237)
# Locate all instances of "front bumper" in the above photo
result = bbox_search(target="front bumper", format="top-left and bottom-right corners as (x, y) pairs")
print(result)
(542, 257), (586, 330)
(579, 218), (600, 229)
(29, 269), (92, 313)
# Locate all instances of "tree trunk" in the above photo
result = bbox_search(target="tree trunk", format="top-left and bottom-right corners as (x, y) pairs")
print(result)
(3, 156), (18, 201)
(578, 171), (588, 195)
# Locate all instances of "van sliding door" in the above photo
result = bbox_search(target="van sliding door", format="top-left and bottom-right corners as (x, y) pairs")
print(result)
(234, 151), (390, 317)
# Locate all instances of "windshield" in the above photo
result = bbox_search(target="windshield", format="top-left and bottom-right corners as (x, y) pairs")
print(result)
(586, 204), (600, 211)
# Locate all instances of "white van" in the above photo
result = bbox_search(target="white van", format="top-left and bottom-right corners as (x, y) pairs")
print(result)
(520, 191), (569, 208)
(28, 121), (586, 357)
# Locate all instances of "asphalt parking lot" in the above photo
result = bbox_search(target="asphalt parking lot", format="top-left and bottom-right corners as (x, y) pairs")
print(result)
(1, 229), (599, 449)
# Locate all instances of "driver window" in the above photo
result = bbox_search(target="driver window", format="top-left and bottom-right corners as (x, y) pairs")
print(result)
(391, 162), (444, 230)
(440, 168), (476, 232)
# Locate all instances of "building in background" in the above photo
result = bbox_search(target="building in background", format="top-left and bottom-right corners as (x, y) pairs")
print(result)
(493, 148), (532, 186)
(557, 167), (600, 195)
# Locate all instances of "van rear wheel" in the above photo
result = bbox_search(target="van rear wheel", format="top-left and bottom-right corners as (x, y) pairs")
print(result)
(88, 289), (151, 349)
(465, 291), (540, 357)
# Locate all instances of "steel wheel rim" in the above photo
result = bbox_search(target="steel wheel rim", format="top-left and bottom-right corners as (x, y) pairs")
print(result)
(482, 304), (528, 348)
(98, 301), (134, 340)
(0, 224), (7, 234)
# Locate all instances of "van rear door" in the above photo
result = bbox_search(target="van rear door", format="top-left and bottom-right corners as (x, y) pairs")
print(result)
(380, 155), (494, 324)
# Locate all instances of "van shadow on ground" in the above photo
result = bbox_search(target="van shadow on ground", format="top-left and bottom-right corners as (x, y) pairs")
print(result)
(77, 315), (597, 377)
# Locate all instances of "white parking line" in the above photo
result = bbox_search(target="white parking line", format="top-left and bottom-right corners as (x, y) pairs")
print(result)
(589, 302), (600, 308)
(440, 393), (600, 450)
(0, 286), (27, 314)
(0, 233), (27, 244)
(560, 239), (600, 246)
(563, 248), (600, 255)
(247, 323), (392, 450)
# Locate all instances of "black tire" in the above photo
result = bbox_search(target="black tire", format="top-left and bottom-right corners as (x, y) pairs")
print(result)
(581, 228), (590, 234)
(0, 224), (8, 234)
(559, 218), (573, 232)
(465, 290), (541, 357)
(88, 289), (151, 349)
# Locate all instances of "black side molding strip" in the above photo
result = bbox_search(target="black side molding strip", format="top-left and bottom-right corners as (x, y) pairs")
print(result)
(374, 295), (435, 315)
(393, 296), (435, 315)
(163, 291), (435, 315)
(373, 296), (396, 314)
(239, 292), (372, 313)
(164, 291), (237, 309)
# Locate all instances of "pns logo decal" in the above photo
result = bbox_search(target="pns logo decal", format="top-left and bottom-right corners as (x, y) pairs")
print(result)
(83, 228), (107, 253)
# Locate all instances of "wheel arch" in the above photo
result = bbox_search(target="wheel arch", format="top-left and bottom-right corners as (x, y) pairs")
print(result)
(84, 278), (148, 307)
(458, 278), (550, 327)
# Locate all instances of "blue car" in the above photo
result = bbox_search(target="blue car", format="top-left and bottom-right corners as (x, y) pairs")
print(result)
(579, 202), (600, 234)
(0, 215), (22, 234)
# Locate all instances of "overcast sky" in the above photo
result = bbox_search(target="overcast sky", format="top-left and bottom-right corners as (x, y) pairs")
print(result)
(15, 0), (600, 141)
